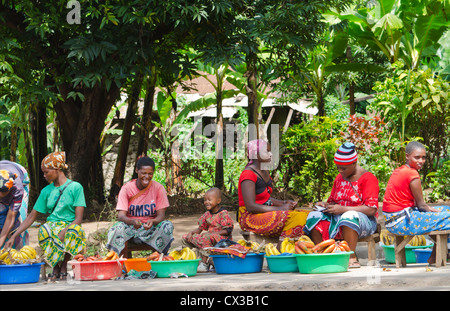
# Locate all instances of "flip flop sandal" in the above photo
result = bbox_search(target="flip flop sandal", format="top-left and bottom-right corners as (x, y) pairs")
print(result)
(48, 273), (60, 280)
(349, 259), (361, 268)
(59, 273), (68, 280)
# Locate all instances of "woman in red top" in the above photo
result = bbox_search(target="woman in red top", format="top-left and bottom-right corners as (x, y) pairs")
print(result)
(238, 139), (310, 248)
(304, 143), (380, 268)
(382, 141), (450, 265)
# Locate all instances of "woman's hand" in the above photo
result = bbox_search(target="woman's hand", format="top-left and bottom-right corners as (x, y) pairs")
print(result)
(58, 228), (67, 242)
(142, 220), (153, 230)
(132, 219), (142, 229)
(323, 204), (346, 215)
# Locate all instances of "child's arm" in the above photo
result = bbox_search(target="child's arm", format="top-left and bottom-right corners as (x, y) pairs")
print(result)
(191, 227), (202, 235)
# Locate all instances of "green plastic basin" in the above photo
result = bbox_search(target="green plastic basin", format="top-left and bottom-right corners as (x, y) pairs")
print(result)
(294, 252), (354, 274)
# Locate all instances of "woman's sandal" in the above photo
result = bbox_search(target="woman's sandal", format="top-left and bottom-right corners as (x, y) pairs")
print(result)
(349, 257), (361, 268)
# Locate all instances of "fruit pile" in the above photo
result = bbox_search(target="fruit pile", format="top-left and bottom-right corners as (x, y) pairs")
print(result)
(301, 239), (350, 254)
(73, 251), (120, 262)
(380, 229), (427, 246)
(236, 239), (261, 251)
(0, 246), (39, 265)
(264, 236), (352, 256)
(146, 247), (197, 262)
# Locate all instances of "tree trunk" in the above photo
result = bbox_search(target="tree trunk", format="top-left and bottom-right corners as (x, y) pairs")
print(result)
(55, 81), (121, 202)
(346, 46), (356, 115)
(109, 74), (144, 201)
(30, 102), (48, 192)
(135, 73), (157, 170)
(215, 89), (224, 190)
(245, 54), (259, 137)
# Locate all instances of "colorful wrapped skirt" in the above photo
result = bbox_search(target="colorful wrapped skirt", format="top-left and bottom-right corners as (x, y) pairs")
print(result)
(383, 205), (450, 243)
(304, 211), (377, 240)
(38, 221), (86, 267)
(106, 220), (174, 255)
(238, 206), (309, 240)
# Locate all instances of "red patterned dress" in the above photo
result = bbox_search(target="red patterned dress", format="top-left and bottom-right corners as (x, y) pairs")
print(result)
(182, 208), (234, 250)
(304, 172), (379, 240)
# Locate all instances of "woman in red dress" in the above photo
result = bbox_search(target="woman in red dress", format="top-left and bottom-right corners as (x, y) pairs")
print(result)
(304, 143), (380, 268)
(238, 139), (310, 249)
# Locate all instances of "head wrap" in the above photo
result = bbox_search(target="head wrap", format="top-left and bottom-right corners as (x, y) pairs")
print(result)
(247, 139), (268, 165)
(0, 170), (17, 192)
(41, 151), (69, 170)
(334, 142), (358, 165)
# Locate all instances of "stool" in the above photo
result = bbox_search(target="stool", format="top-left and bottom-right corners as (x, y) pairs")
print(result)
(358, 232), (380, 266)
(123, 238), (155, 258)
(389, 230), (450, 268)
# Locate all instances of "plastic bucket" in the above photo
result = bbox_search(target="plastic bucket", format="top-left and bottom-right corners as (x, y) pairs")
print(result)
(69, 259), (126, 281)
(294, 252), (353, 274)
(381, 244), (433, 263)
(210, 253), (264, 274)
(265, 255), (299, 273)
(412, 248), (433, 263)
(124, 258), (151, 272)
(149, 259), (200, 278)
(0, 262), (44, 285)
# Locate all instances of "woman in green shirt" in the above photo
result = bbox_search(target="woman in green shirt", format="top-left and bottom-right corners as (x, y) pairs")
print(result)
(6, 151), (86, 280)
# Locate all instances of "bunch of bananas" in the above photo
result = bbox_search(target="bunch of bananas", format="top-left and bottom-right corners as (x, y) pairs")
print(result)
(280, 238), (296, 253)
(380, 229), (427, 246)
(169, 247), (197, 260)
(264, 243), (280, 256)
(237, 239), (260, 250)
(408, 235), (427, 247)
(0, 246), (37, 265)
(380, 229), (395, 245)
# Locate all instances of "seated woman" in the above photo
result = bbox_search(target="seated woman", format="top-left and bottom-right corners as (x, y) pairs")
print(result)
(382, 141), (450, 265)
(238, 139), (309, 248)
(0, 160), (30, 249)
(304, 143), (379, 268)
(106, 156), (174, 257)
(6, 151), (86, 280)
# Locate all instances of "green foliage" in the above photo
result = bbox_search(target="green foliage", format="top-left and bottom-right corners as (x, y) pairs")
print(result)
(280, 116), (345, 203)
(426, 160), (450, 202)
(369, 62), (450, 176)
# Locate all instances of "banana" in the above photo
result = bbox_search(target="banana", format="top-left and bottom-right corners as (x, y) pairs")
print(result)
(22, 245), (37, 258)
(265, 243), (275, 256)
(270, 244), (280, 256)
(299, 235), (313, 243)
(280, 239), (288, 253)
(0, 249), (9, 261)
(237, 239), (247, 246)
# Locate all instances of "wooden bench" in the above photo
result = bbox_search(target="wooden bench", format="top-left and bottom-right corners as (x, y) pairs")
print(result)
(388, 230), (450, 268)
(241, 227), (381, 266)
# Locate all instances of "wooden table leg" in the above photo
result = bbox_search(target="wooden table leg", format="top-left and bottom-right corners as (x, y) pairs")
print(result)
(394, 235), (413, 268)
(435, 234), (448, 267)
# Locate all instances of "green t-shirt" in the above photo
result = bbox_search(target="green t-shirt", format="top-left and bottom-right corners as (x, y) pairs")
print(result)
(33, 179), (86, 223)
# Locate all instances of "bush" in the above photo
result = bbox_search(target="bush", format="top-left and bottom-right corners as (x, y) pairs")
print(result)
(280, 116), (345, 203)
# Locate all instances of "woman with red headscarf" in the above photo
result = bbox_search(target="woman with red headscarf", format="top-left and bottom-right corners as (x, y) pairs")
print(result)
(304, 142), (379, 268)
(238, 139), (310, 248)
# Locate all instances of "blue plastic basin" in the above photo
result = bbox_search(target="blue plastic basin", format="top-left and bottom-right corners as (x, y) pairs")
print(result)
(0, 262), (44, 285)
(412, 248), (433, 263)
(210, 253), (264, 274)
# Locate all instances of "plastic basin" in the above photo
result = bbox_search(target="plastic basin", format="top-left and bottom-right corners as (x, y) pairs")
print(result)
(265, 255), (299, 273)
(124, 258), (151, 272)
(210, 253), (264, 274)
(69, 259), (126, 281)
(149, 259), (200, 278)
(412, 248), (433, 263)
(294, 252), (353, 274)
(0, 262), (44, 285)
(381, 244), (433, 264)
